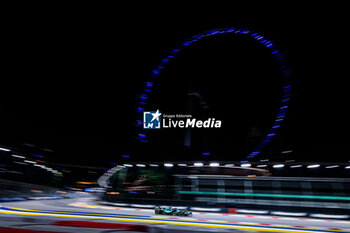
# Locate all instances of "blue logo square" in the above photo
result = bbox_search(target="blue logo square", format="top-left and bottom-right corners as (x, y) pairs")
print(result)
(143, 110), (162, 129)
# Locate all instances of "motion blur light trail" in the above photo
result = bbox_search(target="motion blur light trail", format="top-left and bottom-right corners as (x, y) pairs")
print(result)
(0, 198), (349, 232)
(177, 190), (350, 201)
(1, 207), (349, 232)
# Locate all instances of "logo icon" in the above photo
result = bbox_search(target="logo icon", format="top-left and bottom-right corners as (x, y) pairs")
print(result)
(143, 110), (162, 129)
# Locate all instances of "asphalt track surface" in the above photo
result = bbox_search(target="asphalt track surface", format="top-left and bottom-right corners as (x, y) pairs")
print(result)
(0, 197), (349, 232)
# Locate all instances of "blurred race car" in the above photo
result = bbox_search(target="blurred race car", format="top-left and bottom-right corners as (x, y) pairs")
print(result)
(155, 206), (192, 216)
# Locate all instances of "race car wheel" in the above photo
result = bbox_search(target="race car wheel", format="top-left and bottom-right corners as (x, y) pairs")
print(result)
(155, 207), (161, 215)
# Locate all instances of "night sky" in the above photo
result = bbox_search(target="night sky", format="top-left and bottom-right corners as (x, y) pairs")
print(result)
(1, 9), (349, 166)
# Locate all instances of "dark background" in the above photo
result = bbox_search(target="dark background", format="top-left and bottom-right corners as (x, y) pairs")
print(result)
(1, 7), (349, 166)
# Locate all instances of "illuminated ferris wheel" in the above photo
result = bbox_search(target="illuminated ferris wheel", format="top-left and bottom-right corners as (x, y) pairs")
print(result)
(135, 28), (291, 163)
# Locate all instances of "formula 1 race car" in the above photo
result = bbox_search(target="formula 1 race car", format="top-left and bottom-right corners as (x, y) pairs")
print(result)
(155, 206), (192, 217)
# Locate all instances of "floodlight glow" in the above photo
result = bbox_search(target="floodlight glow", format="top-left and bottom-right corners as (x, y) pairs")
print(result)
(290, 165), (302, 168)
(178, 164), (187, 167)
(24, 160), (36, 164)
(241, 163), (251, 167)
(14, 161), (28, 165)
(0, 147), (10, 152)
(225, 164), (234, 167)
(124, 164), (133, 167)
(307, 164), (320, 168)
(257, 164), (267, 168)
(345, 166), (350, 169)
(325, 165), (339, 169)
(194, 162), (203, 167)
(209, 162), (219, 167)
(136, 164), (145, 167)
(273, 164), (284, 168)
(150, 164), (159, 167)
(11, 154), (25, 159)
(164, 163), (173, 167)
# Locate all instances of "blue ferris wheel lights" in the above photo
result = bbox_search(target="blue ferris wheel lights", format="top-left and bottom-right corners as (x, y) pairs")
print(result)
(260, 140), (270, 146)
(225, 28), (235, 33)
(140, 94), (148, 100)
(136, 28), (292, 160)
(153, 70), (160, 75)
(283, 93), (291, 98)
(274, 55), (284, 61)
(161, 58), (169, 64)
(280, 65), (287, 70)
(208, 29), (220, 35)
(145, 82), (153, 87)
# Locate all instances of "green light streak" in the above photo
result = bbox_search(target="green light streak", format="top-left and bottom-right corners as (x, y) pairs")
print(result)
(177, 191), (350, 201)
